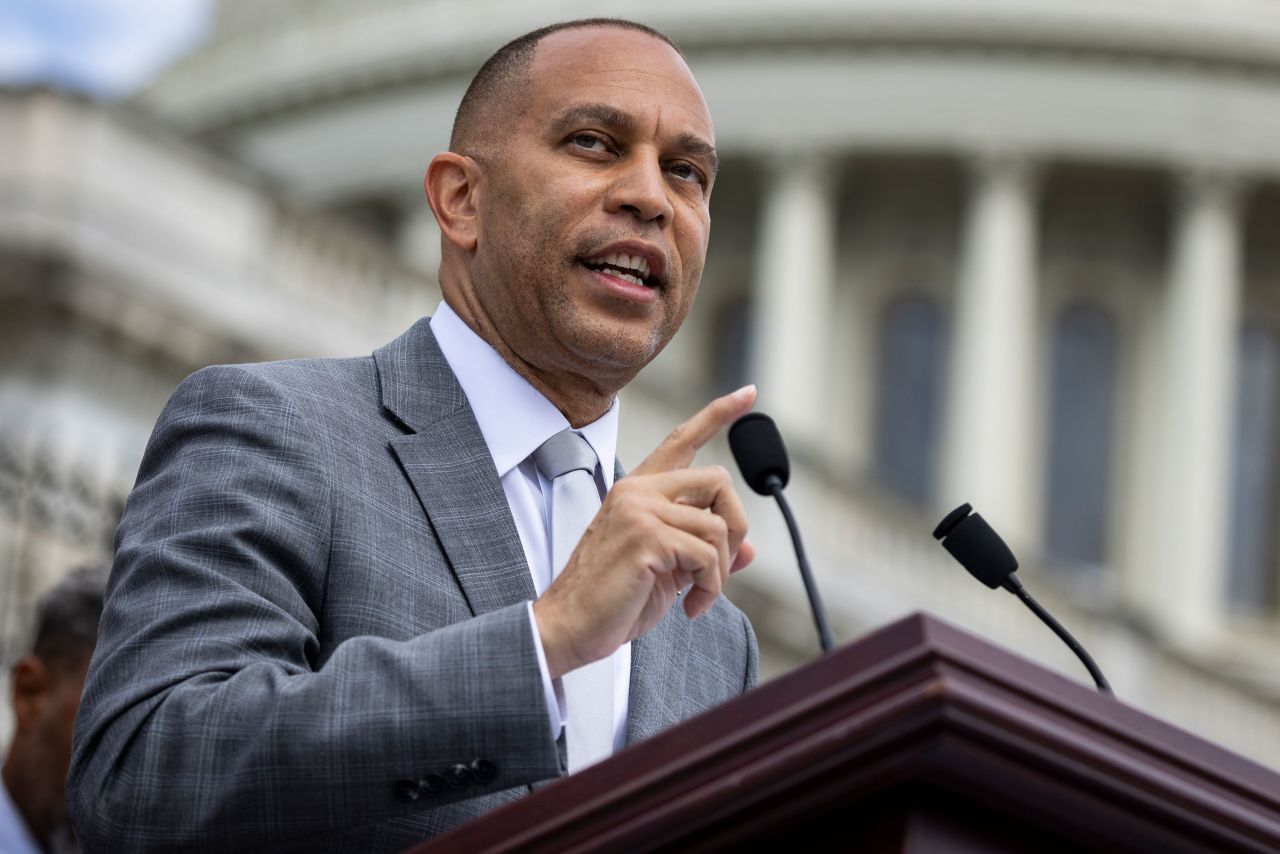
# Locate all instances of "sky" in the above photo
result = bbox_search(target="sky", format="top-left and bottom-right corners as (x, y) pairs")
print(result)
(0, 0), (211, 99)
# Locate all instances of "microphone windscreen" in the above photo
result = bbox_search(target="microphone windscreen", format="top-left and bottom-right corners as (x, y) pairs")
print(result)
(729, 412), (790, 495)
(937, 508), (1019, 589)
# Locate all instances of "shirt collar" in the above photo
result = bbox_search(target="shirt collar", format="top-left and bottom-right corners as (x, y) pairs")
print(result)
(430, 300), (618, 486)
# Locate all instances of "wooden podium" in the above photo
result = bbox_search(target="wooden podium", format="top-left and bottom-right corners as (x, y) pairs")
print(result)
(410, 612), (1280, 853)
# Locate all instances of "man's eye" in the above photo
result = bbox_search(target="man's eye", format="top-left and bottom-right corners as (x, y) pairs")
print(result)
(668, 162), (706, 185)
(572, 134), (606, 151)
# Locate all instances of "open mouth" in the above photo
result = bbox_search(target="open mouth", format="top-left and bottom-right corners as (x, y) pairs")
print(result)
(579, 252), (659, 288)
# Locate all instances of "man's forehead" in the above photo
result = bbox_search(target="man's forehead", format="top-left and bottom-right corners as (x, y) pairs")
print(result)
(527, 26), (712, 134)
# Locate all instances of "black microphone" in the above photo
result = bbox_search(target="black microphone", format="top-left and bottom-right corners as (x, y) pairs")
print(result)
(933, 503), (1114, 696)
(729, 412), (836, 653)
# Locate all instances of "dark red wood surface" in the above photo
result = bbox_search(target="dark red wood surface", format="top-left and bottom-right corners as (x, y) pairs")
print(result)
(408, 612), (1280, 853)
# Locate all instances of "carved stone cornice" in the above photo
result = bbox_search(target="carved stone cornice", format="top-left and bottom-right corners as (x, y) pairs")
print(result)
(141, 0), (1280, 136)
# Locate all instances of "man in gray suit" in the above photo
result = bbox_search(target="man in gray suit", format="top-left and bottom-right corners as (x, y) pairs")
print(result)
(70, 18), (759, 852)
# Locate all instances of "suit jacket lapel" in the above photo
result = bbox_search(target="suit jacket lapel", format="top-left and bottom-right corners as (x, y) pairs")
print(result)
(377, 318), (535, 616)
(377, 324), (681, 741)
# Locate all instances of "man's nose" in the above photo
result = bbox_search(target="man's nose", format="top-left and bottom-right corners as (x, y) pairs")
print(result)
(605, 153), (675, 225)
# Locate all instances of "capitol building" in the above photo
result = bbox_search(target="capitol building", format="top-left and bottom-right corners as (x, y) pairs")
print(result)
(4, 0), (1280, 766)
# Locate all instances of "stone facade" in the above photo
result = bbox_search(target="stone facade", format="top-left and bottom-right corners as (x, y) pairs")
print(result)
(4, 0), (1280, 766)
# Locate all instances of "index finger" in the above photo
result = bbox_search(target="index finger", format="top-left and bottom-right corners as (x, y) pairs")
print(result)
(633, 384), (757, 475)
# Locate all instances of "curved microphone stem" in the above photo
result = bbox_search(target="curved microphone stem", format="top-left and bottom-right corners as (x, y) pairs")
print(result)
(767, 478), (836, 653)
(1003, 576), (1113, 696)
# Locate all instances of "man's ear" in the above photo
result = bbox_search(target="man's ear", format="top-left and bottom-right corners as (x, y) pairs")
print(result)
(425, 152), (483, 253)
(9, 655), (51, 732)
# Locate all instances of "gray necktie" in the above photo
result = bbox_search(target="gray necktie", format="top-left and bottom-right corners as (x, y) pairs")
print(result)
(532, 429), (615, 773)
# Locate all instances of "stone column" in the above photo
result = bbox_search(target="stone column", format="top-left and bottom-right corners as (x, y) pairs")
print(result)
(940, 154), (1040, 547)
(751, 154), (840, 445)
(1148, 172), (1244, 644)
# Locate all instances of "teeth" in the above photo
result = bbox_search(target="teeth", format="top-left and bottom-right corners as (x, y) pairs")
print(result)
(588, 251), (652, 280)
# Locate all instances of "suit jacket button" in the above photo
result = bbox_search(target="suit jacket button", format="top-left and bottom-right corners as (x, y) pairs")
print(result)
(394, 779), (421, 802)
(445, 763), (473, 789)
(471, 759), (498, 784)
(419, 774), (446, 796)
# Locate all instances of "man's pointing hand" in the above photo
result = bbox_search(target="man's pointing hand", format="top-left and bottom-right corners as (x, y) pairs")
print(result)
(533, 385), (757, 679)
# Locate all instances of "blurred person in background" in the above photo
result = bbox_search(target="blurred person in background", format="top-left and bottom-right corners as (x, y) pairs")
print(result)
(1, 564), (108, 854)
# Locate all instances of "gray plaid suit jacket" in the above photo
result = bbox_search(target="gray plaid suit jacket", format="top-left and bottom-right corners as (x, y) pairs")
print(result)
(68, 317), (758, 852)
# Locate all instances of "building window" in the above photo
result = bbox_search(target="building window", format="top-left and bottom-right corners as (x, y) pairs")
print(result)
(1044, 304), (1117, 567)
(874, 294), (947, 504)
(1227, 325), (1280, 614)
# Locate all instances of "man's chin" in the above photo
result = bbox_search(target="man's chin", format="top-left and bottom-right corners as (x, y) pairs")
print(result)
(560, 320), (668, 374)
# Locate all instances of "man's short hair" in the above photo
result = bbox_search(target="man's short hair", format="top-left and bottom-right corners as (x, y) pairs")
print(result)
(450, 18), (679, 153)
(31, 563), (109, 672)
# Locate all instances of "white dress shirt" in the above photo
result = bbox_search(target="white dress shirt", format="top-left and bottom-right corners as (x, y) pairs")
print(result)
(0, 777), (41, 854)
(430, 301), (632, 755)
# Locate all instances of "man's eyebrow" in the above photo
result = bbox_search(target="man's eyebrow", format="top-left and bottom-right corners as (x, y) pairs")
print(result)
(674, 132), (720, 177)
(551, 103), (720, 177)
(550, 103), (638, 136)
